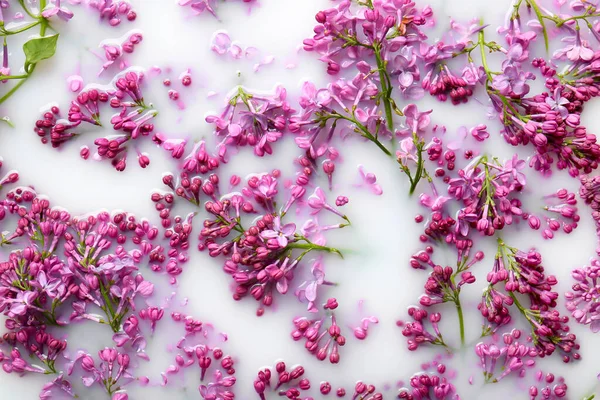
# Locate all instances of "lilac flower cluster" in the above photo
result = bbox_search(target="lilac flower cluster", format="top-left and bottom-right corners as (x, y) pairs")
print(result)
(98, 32), (144, 76)
(34, 70), (158, 171)
(397, 368), (459, 400)
(0, 163), (221, 398)
(161, 312), (237, 399)
(253, 361), (310, 400)
(291, 298), (346, 364)
(206, 86), (292, 158)
(528, 371), (568, 400)
(566, 258), (600, 332)
(8, 0), (600, 398)
(441, 1), (600, 178)
(475, 329), (537, 383)
(86, 0), (137, 27)
(195, 171), (348, 315)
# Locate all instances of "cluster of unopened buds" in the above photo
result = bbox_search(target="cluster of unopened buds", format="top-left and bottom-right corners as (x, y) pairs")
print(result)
(9, 0), (600, 398)
(34, 70), (158, 171)
(87, 0), (137, 26)
(160, 312), (237, 399)
(253, 361), (309, 400)
(98, 31), (144, 75)
(397, 367), (459, 400)
(291, 298), (345, 364)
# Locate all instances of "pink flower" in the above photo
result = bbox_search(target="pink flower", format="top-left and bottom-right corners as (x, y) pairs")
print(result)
(555, 30), (594, 62)
(403, 104), (432, 134)
(296, 258), (326, 312)
(396, 137), (417, 165)
(260, 216), (296, 247)
(357, 165), (383, 195)
(307, 187), (328, 213)
(9, 291), (37, 316)
(299, 81), (331, 111)
(42, 0), (74, 21)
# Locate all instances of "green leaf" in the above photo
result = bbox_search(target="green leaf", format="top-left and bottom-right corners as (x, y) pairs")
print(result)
(22, 34), (59, 73)
(0, 116), (14, 128)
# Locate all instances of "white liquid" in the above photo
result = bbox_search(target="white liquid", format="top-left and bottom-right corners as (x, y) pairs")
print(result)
(0, 0), (599, 399)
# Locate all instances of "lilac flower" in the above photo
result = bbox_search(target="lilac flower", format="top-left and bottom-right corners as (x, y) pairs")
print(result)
(398, 371), (459, 399)
(296, 258), (328, 312)
(264, 258), (297, 295)
(402, 104), (432, 134)
(554, 30), (594, 62)
(199, 369), (236, 400)
(492, 65), (530, 96)
(545, 88), (569, 119)
(396, 137), (417, 165)
(356, 165), (383, 195)
(40, 374), (76, 399)
(475, 329), (536, 383)
(42, 0), (74, 21)
(9, 291), (38, 316)
(308, 187), (345, 219)
(260, 217), (296, 247)
(565, 259), (600, 331)
(470, 124), (490, 142)
(392, 46), (420, 89)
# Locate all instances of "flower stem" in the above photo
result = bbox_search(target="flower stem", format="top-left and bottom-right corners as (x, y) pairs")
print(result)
(525, 0), (549, 51)
(373, 43), (394, 132)
(0, 20), (41, 35)
(408, 139), (425, 195)
(286, 242), (343, 258)
(0, 78), (28, 105)
(478, 28), (494, 82)
(455, 296), (465, 347)
(331, 113), (393, 156)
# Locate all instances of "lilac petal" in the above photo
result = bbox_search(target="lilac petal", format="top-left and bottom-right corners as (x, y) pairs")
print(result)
(398, 71), (414, 88)
(276, 279), (288, 294)
(591, 320), (600, 333)
(281, 223), (296, 236)
(228, 123), (242, 137)
(261, 229), (278, 239)
(276, 235), (288, 248)
(82, 377), (95, 387)
(304, 282), (318, 302)
(211, 32), (231, 55)
(370, 184), (383, 195)
(137, 281), (154, 297)
(229, 44), (243, 59)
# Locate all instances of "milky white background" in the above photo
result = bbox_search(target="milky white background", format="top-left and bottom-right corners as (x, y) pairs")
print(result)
(0, 0), (599, 399)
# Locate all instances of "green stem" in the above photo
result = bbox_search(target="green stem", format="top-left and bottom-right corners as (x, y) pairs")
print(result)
(554, 13), (600, 27)
(525, 0), (549, 51)
(286, 242), (343, 258)
(0, 74), (29, 80)
(408, 140), (425, 195)
(455, 296), (465, 347)
(98, 280), (119, 331)
(478, 29), (494, 82)
(0, 78), (28, 105)
(17, 0), (37, 19)
(0, 21), (41, 36)
(374, 43), (394, 132)
(333, 113), (392, 156)
(40, 19), (48, 36)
